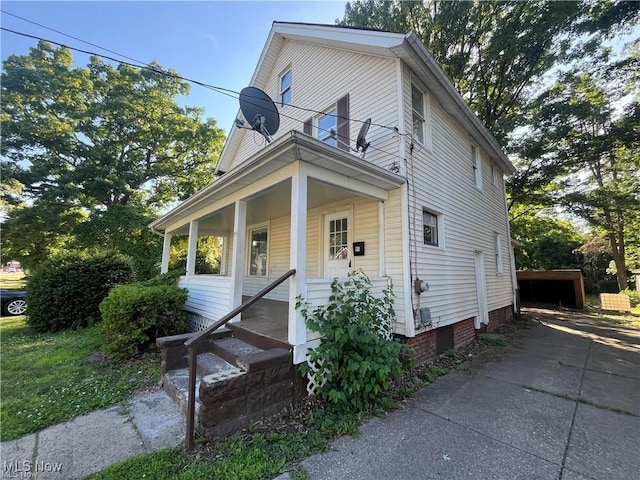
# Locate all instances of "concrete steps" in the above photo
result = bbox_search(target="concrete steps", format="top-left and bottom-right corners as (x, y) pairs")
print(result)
(157, 328), (300, 441)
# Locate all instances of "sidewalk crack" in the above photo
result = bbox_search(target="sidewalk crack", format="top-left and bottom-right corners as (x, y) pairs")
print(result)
(559, 339), (593, 480)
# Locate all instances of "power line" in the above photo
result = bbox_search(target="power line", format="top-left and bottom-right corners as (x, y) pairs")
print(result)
(1, 9), (147, 66)
(1, 25), (406, 160)
(1, 20), (407, 136)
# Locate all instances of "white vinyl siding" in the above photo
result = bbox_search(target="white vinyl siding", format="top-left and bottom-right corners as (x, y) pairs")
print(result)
(401, 63), (512, 330)
(178, 275), (232, 320)
(229, 40), (398, 172)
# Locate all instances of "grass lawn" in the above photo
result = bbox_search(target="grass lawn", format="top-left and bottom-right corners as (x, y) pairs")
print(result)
(0, 315), (160, 441)
(585, 293), (640, 328)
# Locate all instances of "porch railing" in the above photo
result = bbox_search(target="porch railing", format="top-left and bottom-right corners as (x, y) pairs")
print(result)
(183, 268), (296, 450)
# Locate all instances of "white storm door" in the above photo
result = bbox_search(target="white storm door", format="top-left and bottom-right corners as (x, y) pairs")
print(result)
(474, 251), (489, 328)
(323, 211), (352, 278)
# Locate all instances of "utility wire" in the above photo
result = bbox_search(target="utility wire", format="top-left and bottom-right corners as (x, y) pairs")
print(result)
(1, 9), (147, 66)
(1, 21), (408, 136)
(1, 25), (406, 160)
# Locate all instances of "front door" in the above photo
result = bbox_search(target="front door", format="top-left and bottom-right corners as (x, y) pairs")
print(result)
(324, 210), (352, 278)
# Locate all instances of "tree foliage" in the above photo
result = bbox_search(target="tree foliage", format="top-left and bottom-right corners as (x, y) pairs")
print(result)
(519, 50), (640, 289)
(510, 206), (584, 271)
(341, 1), (640, 289)
(1, 41), (225, 271)
(340, 0), (638, 145)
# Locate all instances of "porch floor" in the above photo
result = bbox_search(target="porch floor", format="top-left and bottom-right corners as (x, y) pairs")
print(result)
(236, 296), (289, 344)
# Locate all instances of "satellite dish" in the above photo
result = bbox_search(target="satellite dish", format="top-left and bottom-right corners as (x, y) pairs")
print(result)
(355, 118), (371, 156)
(239, 86), (280, 143)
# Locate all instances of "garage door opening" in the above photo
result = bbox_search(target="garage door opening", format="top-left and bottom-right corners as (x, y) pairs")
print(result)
(517, 270), (585, 309)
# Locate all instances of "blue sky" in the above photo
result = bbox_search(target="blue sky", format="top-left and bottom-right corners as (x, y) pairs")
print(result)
(1, 1), (348, 133)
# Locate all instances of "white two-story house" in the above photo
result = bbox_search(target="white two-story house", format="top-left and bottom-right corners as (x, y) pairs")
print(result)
(150, 22), (517, 365)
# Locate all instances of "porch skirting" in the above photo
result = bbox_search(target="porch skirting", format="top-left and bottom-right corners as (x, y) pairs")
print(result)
(186, 312), (215, 332)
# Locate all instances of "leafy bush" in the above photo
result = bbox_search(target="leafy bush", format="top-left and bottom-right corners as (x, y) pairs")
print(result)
(621, 288), (640, 307)
(26, 250), (134, 332)
(297, 271), (406, 412)
(100, 282), (187, 360)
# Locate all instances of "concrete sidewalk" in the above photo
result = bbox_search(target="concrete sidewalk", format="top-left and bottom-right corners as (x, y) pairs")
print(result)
(286, 309), (640, 480)
(1, 390), (185, 479)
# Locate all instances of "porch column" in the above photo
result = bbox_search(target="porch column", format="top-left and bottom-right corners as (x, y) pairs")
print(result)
(230, 200), (247, 314)
(289, 163), (308, 348)
(186, 221), (198, 276)
(160, 232), (172, 274)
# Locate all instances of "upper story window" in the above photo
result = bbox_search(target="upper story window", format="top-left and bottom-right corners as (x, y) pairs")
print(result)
(491, 163), (501, 186)
(412, 84), (425, 144)
(303, 94), (349, 151)
(411, 82), (432, 150)
(472, 145), (482, 190)
(317, 106), (337, 147)
(280, 69), (292, 107)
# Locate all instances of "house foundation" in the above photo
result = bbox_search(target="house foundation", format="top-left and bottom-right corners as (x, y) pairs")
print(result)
(407, 306), (512, 364)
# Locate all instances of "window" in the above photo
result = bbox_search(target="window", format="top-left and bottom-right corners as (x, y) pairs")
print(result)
(249, 227), (268, 276)
(317, 107), (337, 147)
(495, 233), (503, 275)
(412, 84), (425, 144)
(280, 69), (291, 107)
(423, 210), (438, 246)
(472, 145), (482, 190)
(304, 95), (349, 151)
(328, 217), (349, 259)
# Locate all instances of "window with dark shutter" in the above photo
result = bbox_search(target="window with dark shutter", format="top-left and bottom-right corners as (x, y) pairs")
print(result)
(303, 118), (312, 135)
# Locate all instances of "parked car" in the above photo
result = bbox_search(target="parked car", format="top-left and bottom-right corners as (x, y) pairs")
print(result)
(1, 290), (27, 316)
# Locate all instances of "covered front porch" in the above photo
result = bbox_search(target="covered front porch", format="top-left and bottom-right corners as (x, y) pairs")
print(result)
(151, 131), (405, 363)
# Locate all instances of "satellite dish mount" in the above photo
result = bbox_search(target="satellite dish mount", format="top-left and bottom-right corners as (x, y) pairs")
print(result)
(353, 118), (371, 158)
(237, 87), (280, 143)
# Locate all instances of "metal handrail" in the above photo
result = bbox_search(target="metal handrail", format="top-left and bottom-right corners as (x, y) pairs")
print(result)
(184, 268), (296, 449)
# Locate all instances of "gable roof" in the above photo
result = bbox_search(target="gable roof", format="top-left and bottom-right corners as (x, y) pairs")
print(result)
(216, 22), (515, 175)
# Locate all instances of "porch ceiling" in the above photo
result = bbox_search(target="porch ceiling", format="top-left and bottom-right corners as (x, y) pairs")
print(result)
(151, 131), (405, 233)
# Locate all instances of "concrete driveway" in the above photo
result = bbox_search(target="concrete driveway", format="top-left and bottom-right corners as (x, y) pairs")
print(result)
(291, 308), (640, 479)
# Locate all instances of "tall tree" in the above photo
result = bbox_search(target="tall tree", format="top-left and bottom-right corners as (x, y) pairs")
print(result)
(1, 42), (225, 271)
(340, 0), (639, 145)
(521, 52), (640, 290)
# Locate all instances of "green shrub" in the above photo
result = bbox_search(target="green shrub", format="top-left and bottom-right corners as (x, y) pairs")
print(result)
(100, 283), (187, 360)
(26, 250), (134, 332)
(621, 288), (640, 307)
(296, 271), (406, 412)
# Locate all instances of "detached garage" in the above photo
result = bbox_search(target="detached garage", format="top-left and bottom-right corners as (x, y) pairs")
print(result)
(517, 270), (586, 310)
